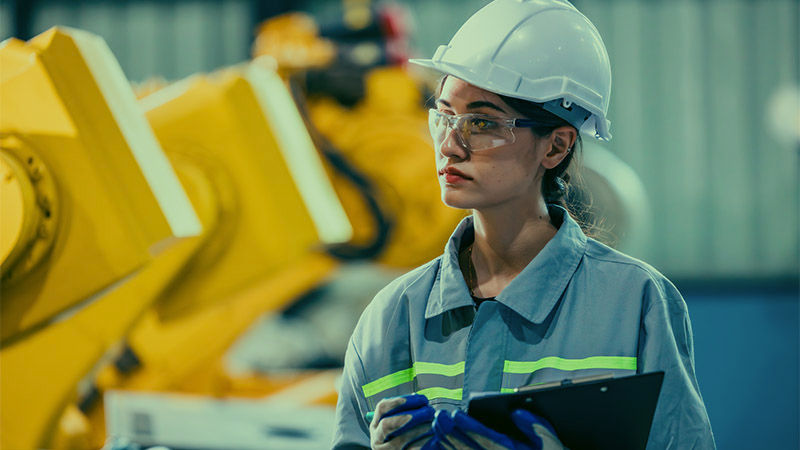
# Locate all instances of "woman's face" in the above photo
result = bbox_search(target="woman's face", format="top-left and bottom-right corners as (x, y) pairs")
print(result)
(433, 77), (550, 211)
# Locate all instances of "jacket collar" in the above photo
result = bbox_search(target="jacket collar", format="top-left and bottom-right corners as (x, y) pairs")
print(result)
(425, 205), (586, 323)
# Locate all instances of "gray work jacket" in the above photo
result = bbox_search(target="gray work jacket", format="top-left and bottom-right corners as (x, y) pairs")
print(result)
(333, 207), (715, 449)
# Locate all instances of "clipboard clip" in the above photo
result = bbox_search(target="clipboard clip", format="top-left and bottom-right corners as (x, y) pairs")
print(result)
(514, 373), (616, 393)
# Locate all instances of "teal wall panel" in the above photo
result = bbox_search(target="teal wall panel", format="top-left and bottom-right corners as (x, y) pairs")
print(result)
(399, 0), (798, 279)
(575, 0), (799, 278)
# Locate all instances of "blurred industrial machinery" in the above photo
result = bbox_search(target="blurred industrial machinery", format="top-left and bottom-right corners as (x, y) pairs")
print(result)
(1, 25), (352, 449)
(0, 27), (201, 449)
(78, 58), (355, 447)
(254, 9), (468, 269)
(305, 69), (468, 267)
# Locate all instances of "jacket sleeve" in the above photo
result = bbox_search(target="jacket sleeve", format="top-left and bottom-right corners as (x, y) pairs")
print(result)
(332, 336), (371, 449)
(639, 277), (716, 449)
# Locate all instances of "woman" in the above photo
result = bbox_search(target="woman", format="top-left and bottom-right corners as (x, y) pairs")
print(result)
(333, 0), (715, 448)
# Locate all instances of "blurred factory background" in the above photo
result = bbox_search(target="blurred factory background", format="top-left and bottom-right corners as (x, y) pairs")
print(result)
(1, 0), (797, 449)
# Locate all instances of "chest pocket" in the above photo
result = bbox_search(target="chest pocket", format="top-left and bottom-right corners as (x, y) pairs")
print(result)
(361, 361), (466, 410)
(500, 355), (638, 392)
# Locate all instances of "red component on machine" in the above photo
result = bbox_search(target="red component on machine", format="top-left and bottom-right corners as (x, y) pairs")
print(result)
(378, 3), (412, 66)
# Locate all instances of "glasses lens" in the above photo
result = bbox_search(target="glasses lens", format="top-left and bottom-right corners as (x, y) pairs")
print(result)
(428, 109), (447, 144)
(459, 116), (515, 150)
(428, 109), (516, 151)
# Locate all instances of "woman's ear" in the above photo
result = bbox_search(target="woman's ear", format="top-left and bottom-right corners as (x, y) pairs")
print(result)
(541, 126), (577, 169)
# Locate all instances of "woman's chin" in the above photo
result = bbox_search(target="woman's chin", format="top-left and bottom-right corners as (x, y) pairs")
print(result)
(441, 191), (477, 210)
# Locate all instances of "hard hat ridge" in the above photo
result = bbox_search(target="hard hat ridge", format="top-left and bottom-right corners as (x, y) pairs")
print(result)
(410, 0), (613, 140)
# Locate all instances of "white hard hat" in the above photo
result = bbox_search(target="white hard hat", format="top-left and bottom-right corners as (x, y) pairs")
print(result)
(410, 0), (613, 141)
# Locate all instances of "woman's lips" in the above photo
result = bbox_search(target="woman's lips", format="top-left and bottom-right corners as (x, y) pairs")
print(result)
(445, 173), (468, 183)
(439, 167), (472, 184)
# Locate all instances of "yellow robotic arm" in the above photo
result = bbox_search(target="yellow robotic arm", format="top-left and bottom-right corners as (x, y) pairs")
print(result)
(78, 60), (351, 447)
(0, 27), (200, 450)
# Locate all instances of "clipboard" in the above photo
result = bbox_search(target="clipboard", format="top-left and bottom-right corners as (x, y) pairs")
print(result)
(466, 371), (664, 450)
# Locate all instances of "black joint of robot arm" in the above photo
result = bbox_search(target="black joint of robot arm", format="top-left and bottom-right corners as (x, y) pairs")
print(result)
(114, 345), (142, 374)
(78, 384), (101, 413)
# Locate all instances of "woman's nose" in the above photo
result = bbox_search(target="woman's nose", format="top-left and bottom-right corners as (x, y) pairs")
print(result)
(437, 126), (469, 160)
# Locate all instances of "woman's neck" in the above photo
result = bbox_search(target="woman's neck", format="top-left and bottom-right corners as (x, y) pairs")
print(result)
(469, 198), (558, 298)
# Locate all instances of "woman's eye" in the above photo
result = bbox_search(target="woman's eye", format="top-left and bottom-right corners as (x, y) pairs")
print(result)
(470, 118), (497, 130)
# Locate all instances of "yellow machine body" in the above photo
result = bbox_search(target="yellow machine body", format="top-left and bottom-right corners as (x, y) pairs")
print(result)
(252, 12), (465, 268)
(310, 67), (468, 268)
(77, 61), (350, 447)
(138, 60), (350, 318)
(0, 28), (200, 342)
(252, 12), (336, 75)
(0, 27), (200, 450)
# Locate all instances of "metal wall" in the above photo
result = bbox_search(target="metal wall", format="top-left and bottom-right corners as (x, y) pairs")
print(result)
(577, 0), (799, 279)
(0, 0), (254, 82)
(398, 0), (800, 280)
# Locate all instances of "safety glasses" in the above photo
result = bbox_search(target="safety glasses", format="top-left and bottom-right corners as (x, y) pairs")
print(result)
(428, 108), (536, 151)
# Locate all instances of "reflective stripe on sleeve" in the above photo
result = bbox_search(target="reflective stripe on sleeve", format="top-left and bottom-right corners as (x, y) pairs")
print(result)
(361, 361), (466, 400)
(361, 368), (415, 398)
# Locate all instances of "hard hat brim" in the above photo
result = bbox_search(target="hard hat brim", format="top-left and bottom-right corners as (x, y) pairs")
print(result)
(408, 58), (438, 71)
(408, 57), (611, 141)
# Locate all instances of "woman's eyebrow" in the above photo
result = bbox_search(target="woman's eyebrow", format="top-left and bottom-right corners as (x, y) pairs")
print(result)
(435, 99), (507, 114)
(466, 100), (507, 113)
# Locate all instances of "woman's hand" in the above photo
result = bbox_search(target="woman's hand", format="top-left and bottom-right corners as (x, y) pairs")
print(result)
(369, 394), (435, 449)
(430, 409), (563, 450)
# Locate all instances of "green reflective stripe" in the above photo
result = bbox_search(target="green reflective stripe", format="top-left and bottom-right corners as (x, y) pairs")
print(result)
(362, 368), (414, 398)
(500, 388), (516, 393)
(361, 361), (466, 399)
(503, 356), (637, 374)
(413, 361), (465, 376)
(417, 387), (463, 401)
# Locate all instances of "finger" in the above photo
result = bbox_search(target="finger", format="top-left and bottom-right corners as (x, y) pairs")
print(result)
(431, 410), (458, 449)
(432, 409), (455, 438)
(419, 434), (441, 450)
(386, 406), (435, 441)
(374, 424), (432, 449)
(374, 413), (413, 444)
(511, 409), (557, 436)
(452, 410), (520, 449)
(531, 423), (562, 450)
(464, 430), (531, 450)
(395, 425), (434, 450)
(432, 410), (481, 449)
(374, 394), (430, 426)
(385, 394), (430, 418)
(511, 409), (560, 449)
(374, 397), (409, 426)
(374, 406), (435, 445)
